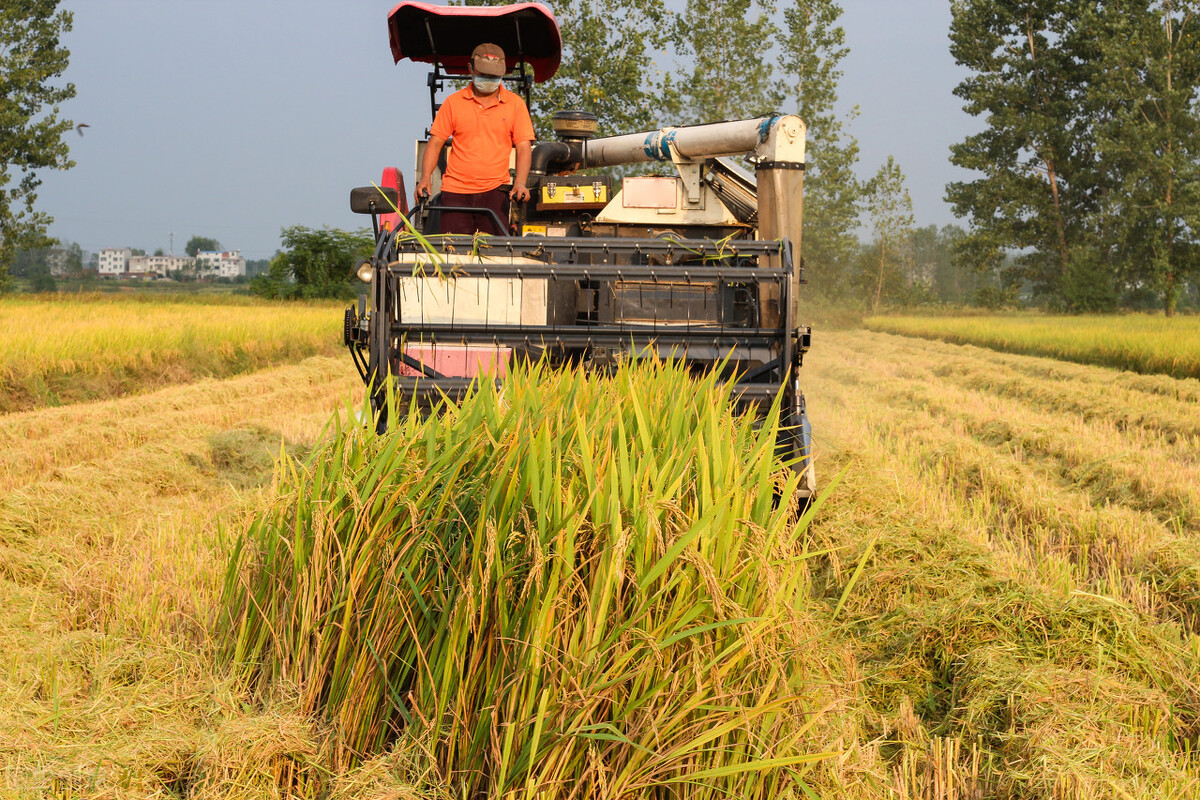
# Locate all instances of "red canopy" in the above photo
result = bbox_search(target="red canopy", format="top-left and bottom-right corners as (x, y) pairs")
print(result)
(387, 2), (562, 83)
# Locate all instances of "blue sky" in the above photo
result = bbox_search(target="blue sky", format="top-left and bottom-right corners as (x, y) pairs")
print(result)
(38, 0), (978, 259)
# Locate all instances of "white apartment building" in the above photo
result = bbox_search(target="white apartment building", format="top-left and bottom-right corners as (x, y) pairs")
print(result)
(128, 254), (193, 277)
(97, 247), (244, 278)
(195, 250), (246, 279)
(98, 248), (132, 276)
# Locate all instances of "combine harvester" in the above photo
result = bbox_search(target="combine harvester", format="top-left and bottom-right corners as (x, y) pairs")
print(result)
(343, 1), (815, 504)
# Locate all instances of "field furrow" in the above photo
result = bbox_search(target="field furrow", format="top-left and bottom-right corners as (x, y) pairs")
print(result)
(803, 332), (1200, 797)
(825, 332), (1200, 518)
(0, 357), (357, 494)
(837, 330), (1200, 440)
(856, 366), (1200, 532)
(5, 327), (1200, 798)
(808, 332), (1200, 627)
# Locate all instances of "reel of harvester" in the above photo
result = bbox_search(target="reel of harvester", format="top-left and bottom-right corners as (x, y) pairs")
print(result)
(344, 228), (813, 504)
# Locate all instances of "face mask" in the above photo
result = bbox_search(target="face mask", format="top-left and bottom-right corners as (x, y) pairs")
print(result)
(472, 76), (502, 94)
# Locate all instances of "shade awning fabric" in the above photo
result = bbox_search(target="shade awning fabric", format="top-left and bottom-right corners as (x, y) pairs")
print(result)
(387, 1), (562, 83)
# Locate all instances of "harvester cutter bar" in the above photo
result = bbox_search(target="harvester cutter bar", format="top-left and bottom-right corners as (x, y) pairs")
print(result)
(392, 376), (787, 407)
(388, 323), (787, 350)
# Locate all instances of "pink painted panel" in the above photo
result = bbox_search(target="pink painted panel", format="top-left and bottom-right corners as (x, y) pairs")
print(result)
(397, 345), (511, 378)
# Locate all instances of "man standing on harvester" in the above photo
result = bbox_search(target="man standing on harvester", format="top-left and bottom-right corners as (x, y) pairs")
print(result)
(413, 43), (535, 235)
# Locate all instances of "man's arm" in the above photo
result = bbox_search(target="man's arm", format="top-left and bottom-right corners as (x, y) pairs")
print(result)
(414, 135), (446, 205)
(510, 140), (532, 202)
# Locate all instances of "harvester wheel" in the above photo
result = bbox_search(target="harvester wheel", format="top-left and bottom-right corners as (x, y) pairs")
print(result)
(778, 383), (816, 512)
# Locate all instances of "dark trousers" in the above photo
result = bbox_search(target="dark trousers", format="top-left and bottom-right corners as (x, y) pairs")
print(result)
(439, 188), (510, 235)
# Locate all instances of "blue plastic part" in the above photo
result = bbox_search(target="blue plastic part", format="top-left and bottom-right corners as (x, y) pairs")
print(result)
(660, 130), (677, 160)
(758, 115), (782, 143)
(643, 132), (659, 161)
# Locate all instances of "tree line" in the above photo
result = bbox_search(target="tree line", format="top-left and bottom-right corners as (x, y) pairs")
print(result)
(5, 0), (1198, 312)
(445, 0), (1015, 311)
(949, 0), (1200, 314)
(408, 0), (1200, 313)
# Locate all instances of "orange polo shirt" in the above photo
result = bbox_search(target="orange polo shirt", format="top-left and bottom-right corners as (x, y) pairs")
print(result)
(430, 84), (536, 194)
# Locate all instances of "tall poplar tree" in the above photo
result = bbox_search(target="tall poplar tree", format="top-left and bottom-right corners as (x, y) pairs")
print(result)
(1091, 0), (1200, 316)
(778, 0), (861, 297)
(670, 0), (784, 124)
(946, 0), (1108, 309)
(531, 0), (673, 136)
(0, 0), (76, 291)
(863, 156), (914, 312)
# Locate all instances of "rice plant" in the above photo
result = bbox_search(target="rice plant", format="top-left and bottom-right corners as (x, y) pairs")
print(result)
(865, 312), (1200, 380)
(0, 294), (342, 411)
(222, 358), (830, 798)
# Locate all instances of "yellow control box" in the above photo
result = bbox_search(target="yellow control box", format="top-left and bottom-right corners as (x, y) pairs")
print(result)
(540, 183), (608, 205)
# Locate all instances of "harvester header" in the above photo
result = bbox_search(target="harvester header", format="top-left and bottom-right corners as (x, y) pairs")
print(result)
(346, 1), (815, 503)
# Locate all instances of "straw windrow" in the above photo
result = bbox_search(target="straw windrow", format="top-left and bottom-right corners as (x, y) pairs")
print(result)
(222, 359), (830, 797)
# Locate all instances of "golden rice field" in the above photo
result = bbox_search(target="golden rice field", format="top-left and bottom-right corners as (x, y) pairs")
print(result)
(864, 312), (1200, 380)
(0, 295), (344, 412)
(3, 314), (1200, 798)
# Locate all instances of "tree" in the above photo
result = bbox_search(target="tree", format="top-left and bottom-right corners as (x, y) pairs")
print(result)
(454, 0), (672, 138)
(1091, 0), (1200, 316)
(777, 0), (862, 298)
(63, 240), (82, 277)
(908, 224), (963, 303)
(244, 258), (270, 278)
(0, 0), (76, 292)
(187, 236), (222, 279)
(11, 245), (46, 278)
(251, 226), (374, 300)
(27, 263), (55, 292)
(863, 156), (914, 312)
(670, 0), (784, 124)
(185, 235), (222, 257)
(946, 0), (1106, 309)
(537, 0), (673, 136)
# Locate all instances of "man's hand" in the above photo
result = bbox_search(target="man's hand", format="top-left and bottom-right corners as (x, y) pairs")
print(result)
(414, 178), (432, 206)
(510, 183), (531, 202)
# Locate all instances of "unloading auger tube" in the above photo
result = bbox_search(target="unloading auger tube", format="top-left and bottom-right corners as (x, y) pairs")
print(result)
(344, 114), (815, 503)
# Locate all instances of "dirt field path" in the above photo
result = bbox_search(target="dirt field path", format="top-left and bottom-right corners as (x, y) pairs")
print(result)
(3, 337), (1199, 797)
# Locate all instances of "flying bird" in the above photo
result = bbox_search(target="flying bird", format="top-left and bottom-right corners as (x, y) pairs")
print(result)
(76, 123), (89, 137)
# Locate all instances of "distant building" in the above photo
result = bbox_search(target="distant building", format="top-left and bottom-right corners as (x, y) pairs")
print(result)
(96, 246), (246, 278)
(98, 248), (131, 276)
(45, 248), (70, 277)
(128, 254), (192, 277)
(195, 250), (247, 279)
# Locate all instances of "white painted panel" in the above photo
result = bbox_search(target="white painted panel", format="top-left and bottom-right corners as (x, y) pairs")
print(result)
(398, 277), (548, 326)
